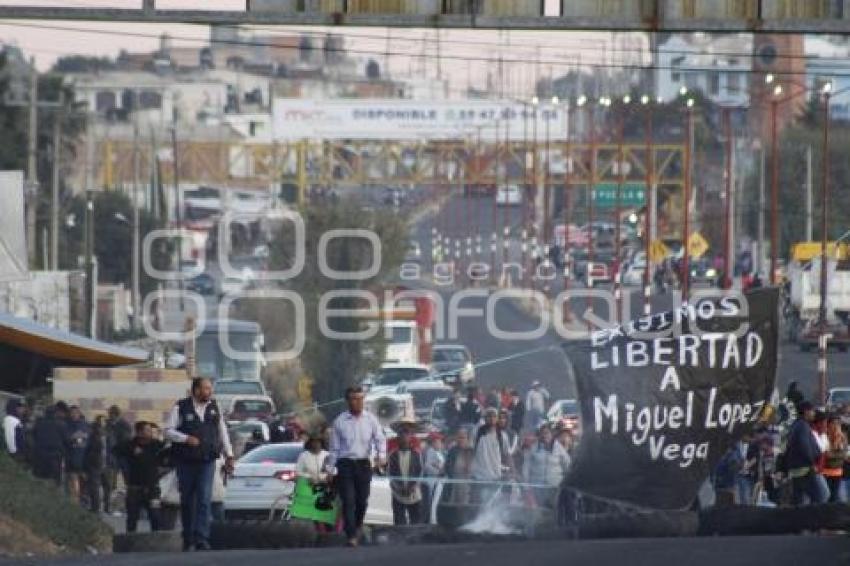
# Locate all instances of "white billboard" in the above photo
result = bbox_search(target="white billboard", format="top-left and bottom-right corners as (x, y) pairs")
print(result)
(272, 99), (569, 142)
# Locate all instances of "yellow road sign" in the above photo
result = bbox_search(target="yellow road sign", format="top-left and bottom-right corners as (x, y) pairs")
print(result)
(297, 376), (313, 404)
(649, 240), (670, 264)
(687, 232), (709, 258)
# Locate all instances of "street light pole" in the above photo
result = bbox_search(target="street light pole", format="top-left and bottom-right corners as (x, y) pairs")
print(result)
(682, 99), (694, 301)
(770, 97), (779, 285)
(614, 101), (626, 321)
(563, 100), (573, 311)
(642, 95), (652, 315)
(723, 107), (733, 290)
(818, 89), (831, 332)
(587, 101), (596, 287)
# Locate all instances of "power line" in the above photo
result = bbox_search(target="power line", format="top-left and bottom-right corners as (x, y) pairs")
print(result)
(243, 24), (850, 68)
(4, 21), (850, 80)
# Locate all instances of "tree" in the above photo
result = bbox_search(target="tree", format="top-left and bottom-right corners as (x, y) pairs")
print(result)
(60, 191), (171, 295)
(0, 51), (84, 269)
(265, 202), (407, 408)
(51, 55), (116, 74)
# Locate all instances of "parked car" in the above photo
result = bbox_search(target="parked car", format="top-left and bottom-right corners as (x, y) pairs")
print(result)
(495, 184), (522, 206)
(223, 395), (276, 423)
(405, 240), (422, 263)
(431, 344), (475, 386)
(228, 420), (271, 458)
(826, 387), (850, 410)
(187, 273), (216, 296)
(429, 398), (448, 432)
(215, 380), (268, 415)
(547, 399), (580, 432)
(220, 275), (249, 297)
(689, 258), (719, 286)
(363, 363), (434, 392)
(622, 253), (647, 287)
(224, 442), (302, 520)
(383, 320), (419, 365)
(224, 443), (393, 524)
(396, 380), (453, 422)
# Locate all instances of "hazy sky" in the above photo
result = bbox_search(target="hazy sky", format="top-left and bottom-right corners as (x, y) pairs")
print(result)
(0, 0), (641, 97)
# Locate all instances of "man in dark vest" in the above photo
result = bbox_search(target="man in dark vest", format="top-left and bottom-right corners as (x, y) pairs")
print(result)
(165, 377), (234, 551)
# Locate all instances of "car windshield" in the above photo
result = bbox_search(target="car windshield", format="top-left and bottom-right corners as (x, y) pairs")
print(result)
(409, 388), (451, 410)
(215, 381), (264, 395)
(232, 400), (272, 416)
(431, 400), (447, 420)
(239, 444), (302, 464)
(432, 348), (468, 363)
(377, 367), (429, 386)
(389, 326), (413, 344)
(831, 390), (850, 403)
(196, 332), (260, 381)
(557, 400), (579, 415)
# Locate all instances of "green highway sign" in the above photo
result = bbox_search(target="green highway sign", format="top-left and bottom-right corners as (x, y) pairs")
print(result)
(591, 183), (646, 208)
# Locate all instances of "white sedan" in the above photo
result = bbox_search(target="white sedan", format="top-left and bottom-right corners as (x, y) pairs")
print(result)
(224, 442), (393, 525)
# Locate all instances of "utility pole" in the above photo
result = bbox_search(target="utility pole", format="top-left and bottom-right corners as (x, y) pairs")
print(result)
(84, 111), (96, 338)
(723, 108), (733, 289)
(7, 64), (64, 270)
(50, 94), (63, 270)
(805, 144), (813, 241)
(757, 147), (765, 278)
(26, 57), (38, 267)
(171, 121), (185, 312)
(132, 121), (141, 332)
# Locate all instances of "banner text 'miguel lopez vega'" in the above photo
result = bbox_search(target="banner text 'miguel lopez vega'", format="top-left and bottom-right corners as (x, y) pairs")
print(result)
(562, 288), (779, 509)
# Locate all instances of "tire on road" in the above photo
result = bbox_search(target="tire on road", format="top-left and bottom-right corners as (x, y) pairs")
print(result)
(158, 505), (180, 531)
(435, 502), (481, 530)
(210, 519), (318, 550)
(113, 532), (183, 553)
(699, 503), (850, 536)
(577, 510), (699, 539)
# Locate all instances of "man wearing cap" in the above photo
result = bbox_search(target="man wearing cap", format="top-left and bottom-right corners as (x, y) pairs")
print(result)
(328, 386), (387, 547)
(525, 381), (550, 431)
(388, 426), (423, 525)
(784, 401), (827, 505)
(421, 432), (445, 522)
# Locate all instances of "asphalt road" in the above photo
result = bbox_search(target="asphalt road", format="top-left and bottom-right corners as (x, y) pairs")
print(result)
(410, 192), (849, 404)
(19, 536), (850, 566)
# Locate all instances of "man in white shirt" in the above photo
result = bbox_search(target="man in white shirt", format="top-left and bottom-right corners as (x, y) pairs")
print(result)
(471, 408), (511, 505)
(328, 386), (386, 547)
(525, 381), (550, 431)
(3, 399), (26, 461)
(165, 377), (234, 552)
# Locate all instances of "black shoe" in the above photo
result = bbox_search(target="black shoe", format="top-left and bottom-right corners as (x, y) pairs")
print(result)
(195, 541), (211, 551)
(182, 542), (194, 552)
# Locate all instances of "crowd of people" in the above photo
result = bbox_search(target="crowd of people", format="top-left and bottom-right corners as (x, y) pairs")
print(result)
(1, 378), (576, 542)
(3, 399), (139, 516)
(713, 382), (850, 507)
(11, 373), (847, 550)
(361, 379), (576, 527)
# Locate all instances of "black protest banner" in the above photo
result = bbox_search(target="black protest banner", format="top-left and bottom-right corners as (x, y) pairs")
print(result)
(562, 288), (779, 510)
